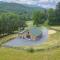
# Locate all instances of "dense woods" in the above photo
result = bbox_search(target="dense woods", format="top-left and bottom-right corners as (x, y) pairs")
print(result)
(0, 13), (27, 36)
(0, 2), (60, 36)
(48, 2), (60, 25)
(33, 10), (47, 26)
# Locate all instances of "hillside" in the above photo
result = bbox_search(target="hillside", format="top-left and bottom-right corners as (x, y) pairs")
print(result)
(0, 1), (44, 14)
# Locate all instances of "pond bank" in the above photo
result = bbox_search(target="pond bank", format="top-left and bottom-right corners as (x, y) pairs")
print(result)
(0, 34), (17, 46)
(2, 27), (48, 47)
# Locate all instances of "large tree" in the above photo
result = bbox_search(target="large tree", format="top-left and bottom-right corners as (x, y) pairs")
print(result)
(55, 2), (60, 25)
(48, 8), (56, 25)
(18, 15), (27, 31)
(0, 12), (27, 36)
(0, 13), (20, 36)
(32, 11), (47, 26)
(48, 2), (60, 25)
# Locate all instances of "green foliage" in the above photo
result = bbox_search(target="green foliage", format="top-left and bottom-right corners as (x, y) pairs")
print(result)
(33, 11), (47, 26)
(43, 19), (49, 27)
(48, 2), (60, 26)
(18, 15), (27, 31)
(28, 48), (34, 53)
(0, 13), (18, 35)
(55, 2), (60, 25)
(48, 8), (56, 25)
(0, 13), (27, 36)
(0, 1), (45, 21)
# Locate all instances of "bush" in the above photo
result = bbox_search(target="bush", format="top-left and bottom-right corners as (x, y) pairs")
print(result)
(28, 48), (35, 53)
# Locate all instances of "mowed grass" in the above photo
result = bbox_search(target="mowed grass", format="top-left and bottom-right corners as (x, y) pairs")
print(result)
(0, 21), (60, 60)
(50, 26), (60, 30)
(26, 21), (33, 28)
(30, 26), (60, 50)
(0, 47), (60, 60)
(0, 27), (60, 60)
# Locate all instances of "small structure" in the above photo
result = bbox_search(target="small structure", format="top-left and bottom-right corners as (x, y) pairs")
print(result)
(18, 27), (42, 40)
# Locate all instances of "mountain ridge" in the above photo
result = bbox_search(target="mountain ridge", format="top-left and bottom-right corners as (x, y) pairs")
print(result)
(0, 1), (45, 20)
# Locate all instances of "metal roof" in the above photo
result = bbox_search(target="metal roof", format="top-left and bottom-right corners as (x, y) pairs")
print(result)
(29, 27), (42, 36)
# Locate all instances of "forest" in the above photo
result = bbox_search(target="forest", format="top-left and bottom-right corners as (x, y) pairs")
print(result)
(0, 2), (60, 37)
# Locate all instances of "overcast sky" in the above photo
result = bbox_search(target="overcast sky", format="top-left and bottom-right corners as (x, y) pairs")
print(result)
(0, 0), (60, 8)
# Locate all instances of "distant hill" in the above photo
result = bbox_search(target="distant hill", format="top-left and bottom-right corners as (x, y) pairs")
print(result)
(0, 1), (45, 20)
(0, 1), (45, 13)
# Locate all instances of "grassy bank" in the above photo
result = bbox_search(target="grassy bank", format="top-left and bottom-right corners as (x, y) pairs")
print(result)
(0, 26), (60, 60)
(0, 34), (17, 46)
(0, 47), (60, 60)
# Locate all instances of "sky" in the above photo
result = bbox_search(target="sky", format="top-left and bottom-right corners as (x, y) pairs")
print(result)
(0, 0), (60, 8)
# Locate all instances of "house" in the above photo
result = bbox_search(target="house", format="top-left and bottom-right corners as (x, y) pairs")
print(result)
(19, 27), (42, 40)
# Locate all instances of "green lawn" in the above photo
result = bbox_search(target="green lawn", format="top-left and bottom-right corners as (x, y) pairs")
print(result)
(26, 21), (34, 29)
(0, 24), (60, 60)
(0, 47), (60, 60)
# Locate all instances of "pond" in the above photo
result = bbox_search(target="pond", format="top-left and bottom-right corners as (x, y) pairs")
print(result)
(3, 27), (48, 47)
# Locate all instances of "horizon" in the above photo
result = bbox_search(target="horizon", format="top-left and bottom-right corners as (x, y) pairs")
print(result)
(0, 0), (60, 8)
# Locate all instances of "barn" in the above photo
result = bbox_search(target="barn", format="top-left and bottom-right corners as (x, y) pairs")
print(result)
(19, 27), (42, 40)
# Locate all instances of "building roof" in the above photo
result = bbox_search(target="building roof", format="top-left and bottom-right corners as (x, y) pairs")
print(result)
(19, 27), (42, 36)
(29, 27), (42, 36)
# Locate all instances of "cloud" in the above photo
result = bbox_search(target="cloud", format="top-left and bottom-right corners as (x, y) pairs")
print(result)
(1, 0), (60, 8)
(1, 0), (60, 4)
(1, 0), (54, 3)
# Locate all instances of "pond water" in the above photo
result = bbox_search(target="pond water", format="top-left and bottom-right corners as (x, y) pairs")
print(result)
(3, 27), (48, 47)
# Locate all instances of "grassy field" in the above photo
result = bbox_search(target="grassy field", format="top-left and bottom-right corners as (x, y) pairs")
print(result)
(0, 21), (60, 60)
(0, 47), (60, 60)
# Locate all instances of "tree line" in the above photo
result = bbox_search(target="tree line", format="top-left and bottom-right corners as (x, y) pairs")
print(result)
(33, 2), (60, 26)
(48, 2), (60, 25)
(0, 13), (27, 36)
(0, 2), (60, 37)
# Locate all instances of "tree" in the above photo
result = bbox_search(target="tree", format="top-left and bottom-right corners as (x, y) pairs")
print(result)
(55, 2), (60, 25)
(0, 12), (27, 36)
(48, 2), (60, 25)
(18, 15), (27, 31)
(0, 13), (19, 36)
(48, 8), (56, 25)
(6, 13), (19, 34)
(32, 11), (47, 26)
